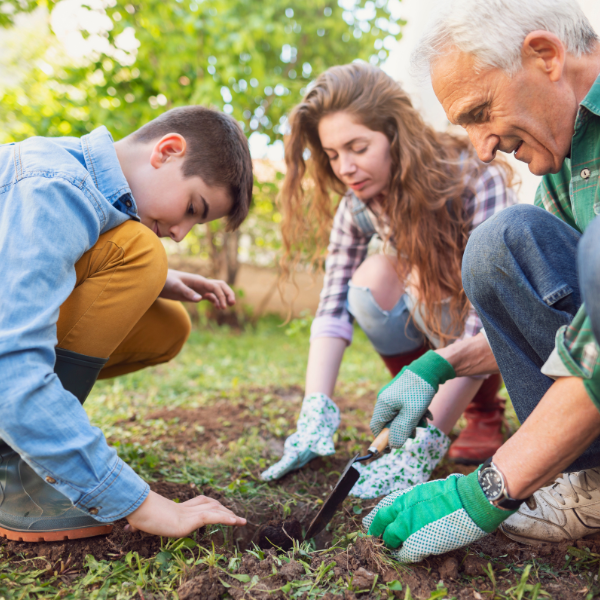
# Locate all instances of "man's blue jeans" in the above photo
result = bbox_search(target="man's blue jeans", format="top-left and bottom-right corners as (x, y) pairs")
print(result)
(463, 204), (600, 472)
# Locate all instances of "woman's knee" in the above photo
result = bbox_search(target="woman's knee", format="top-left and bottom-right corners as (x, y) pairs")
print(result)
(350, 254), (403, 311)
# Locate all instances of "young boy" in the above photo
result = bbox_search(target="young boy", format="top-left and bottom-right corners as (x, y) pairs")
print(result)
(0, 106), (252, 541)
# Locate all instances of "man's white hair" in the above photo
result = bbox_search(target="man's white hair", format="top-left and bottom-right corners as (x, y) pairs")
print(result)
(411, 0), (599, 79)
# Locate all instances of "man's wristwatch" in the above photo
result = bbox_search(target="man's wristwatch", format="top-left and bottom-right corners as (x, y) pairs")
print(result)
(478, 458), (523, 510)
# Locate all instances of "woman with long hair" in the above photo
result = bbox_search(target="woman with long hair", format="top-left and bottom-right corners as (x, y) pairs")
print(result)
(261, 63), (517, 498)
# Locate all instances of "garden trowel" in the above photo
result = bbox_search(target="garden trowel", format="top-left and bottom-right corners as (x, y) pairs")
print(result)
(304, 428), (389, 540)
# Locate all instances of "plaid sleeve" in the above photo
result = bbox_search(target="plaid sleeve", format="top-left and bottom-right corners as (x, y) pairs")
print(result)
(467, 163), (518, 232)
(315, 194), (370, 322)
(461, 163), (518, 339)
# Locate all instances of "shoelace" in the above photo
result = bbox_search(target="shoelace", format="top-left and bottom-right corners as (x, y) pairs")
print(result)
(542, 470), (600, 505)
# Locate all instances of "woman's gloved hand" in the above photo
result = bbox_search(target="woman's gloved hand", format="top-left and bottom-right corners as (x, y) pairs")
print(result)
(370, 351), (456, 449)
(362, 470), (516, 563)
(260, 393), (340, 482)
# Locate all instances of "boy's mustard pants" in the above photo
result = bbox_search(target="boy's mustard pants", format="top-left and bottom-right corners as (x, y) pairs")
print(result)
(56, 220), (191, 378)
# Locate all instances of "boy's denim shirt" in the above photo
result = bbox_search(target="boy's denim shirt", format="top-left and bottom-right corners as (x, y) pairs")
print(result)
(0, 126), (150, 522)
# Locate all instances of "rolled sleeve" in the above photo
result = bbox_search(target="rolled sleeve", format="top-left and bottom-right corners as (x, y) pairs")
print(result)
(310, 315), (354, 344)
(74, 458), (149, 522)
(544, 305), (600, 410)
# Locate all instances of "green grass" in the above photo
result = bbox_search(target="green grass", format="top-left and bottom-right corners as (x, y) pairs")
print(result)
(0, 315), (588, 599)
(87, 314), (388, 421)
(0, 316), (391, 599)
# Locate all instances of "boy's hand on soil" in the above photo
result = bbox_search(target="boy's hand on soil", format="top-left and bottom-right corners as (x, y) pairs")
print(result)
(125, 491), (246, 537)
(160, 269), (235, 309)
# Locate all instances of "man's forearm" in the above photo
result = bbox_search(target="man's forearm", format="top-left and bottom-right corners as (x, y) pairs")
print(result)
(493, 376), (600, 500)
(436, 332), (499, 377)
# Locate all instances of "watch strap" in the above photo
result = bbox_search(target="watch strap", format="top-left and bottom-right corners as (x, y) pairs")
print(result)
(495, 496), (524, 510)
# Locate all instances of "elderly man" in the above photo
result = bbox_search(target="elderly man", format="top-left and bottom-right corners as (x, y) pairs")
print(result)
(362, 0), (600, 562)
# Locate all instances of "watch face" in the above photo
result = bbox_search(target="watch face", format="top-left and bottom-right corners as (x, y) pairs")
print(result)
(479, 468), (503, 502)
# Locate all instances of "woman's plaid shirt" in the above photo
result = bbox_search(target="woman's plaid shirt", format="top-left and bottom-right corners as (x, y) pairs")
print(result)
(312, 162), (518, 345)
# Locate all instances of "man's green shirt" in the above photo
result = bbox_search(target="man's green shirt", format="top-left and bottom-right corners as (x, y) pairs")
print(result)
(535, 75), (600, 407)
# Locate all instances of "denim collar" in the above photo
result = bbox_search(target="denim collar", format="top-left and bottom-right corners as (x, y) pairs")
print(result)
(80, 126), (139, 219)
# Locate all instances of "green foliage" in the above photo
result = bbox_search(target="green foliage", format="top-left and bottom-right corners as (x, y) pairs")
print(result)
(0, 0), (43, 28)
(0, 0), (403, 276)
(0, 0), (402, 143)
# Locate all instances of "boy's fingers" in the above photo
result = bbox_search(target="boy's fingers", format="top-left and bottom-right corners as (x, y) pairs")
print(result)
(183, 495), (228, 508)
(221, 283), (236, 305)
(209, 283), (227, 308)
(191, 509), (247, 528)
(184, 285), (202, 302)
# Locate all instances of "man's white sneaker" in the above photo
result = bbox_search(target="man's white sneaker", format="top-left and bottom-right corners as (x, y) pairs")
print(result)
(500, 468), (600, 545)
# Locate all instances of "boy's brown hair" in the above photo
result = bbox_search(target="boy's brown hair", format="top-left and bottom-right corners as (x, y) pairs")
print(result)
(133, 106), (253, 231)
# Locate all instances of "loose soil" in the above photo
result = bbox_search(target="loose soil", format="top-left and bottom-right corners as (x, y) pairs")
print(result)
(3, 387), (597, 598)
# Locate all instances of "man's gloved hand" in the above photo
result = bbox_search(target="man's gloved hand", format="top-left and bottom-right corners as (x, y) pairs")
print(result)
(370, 351), (456, 449)
(362, 470), (516, 563)
(260, 393), (340, 482)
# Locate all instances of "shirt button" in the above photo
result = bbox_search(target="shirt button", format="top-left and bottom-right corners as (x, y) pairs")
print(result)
(89, 507), (99, 515)
(45, 476), (56, 484)
(125, 200), (132, 208)
(581, 168), (591, 179)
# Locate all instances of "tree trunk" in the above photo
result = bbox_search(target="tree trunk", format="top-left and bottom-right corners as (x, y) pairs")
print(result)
(224, 230), (240, 286)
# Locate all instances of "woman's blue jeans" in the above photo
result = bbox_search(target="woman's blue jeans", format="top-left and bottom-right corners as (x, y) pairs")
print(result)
(346, 283), (427, 356)
(463, 204), (600, 472)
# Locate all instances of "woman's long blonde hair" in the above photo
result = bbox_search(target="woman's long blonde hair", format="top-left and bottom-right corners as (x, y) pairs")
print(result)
(281, 62), (513, 346)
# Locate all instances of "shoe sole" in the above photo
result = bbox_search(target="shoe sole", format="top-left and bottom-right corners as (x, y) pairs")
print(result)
(0, 524), (113, 543)
(501, 527), (600, 547)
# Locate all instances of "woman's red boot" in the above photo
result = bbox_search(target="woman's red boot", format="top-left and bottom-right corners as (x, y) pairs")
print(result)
(379, 346), (429, 377)
(447, 374), (505, 465)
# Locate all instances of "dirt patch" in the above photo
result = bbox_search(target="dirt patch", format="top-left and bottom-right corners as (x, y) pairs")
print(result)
(256, 519), (303, 551)
(143, 402), (261, 451)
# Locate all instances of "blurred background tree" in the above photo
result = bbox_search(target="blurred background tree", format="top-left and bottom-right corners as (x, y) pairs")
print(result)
(0, 0), (403, 284)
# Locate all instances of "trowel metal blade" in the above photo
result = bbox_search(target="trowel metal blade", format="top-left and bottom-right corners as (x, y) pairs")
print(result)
(304, 453), (361, 541)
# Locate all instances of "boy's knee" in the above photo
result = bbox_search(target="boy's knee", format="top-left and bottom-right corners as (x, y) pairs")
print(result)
(156, 300), (192, 363)
(170, 301), (192, 351)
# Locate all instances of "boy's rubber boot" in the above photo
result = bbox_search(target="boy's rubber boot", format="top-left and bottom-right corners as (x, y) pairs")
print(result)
(0, 348), (113, 542)
(447, 374), (505, 465)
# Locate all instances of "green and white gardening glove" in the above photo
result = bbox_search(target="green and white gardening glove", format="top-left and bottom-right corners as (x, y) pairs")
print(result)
(350, 424), (450, 499)
(370, 351), (456, 449)
(260, 393), (340, 482)
(362, 470), (516, 563)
